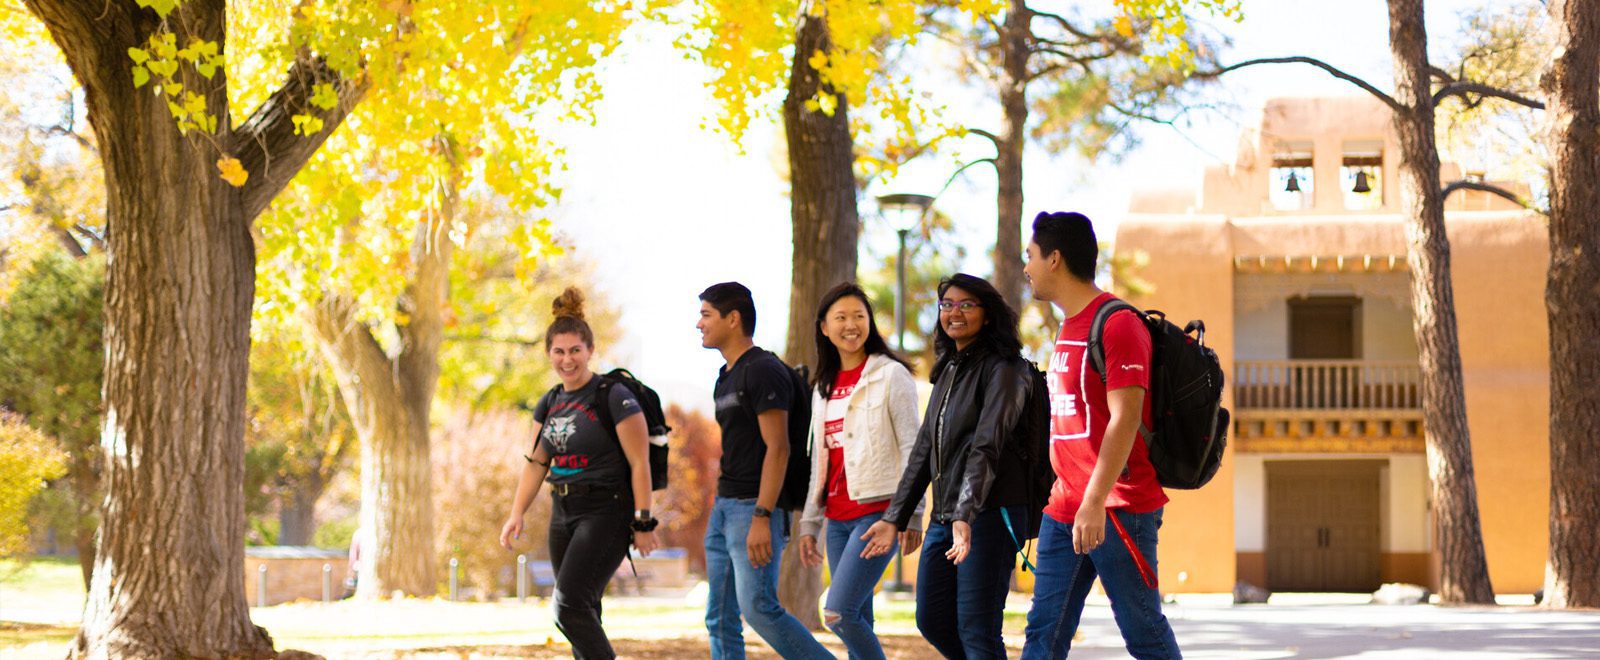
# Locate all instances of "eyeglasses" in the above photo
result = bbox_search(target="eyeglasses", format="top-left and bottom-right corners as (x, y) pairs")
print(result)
(937, 300), (983, 312)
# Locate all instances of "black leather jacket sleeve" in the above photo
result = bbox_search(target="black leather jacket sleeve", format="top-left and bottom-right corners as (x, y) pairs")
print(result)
(883, 393), (937, 530)
(952, 356), (1029, 523)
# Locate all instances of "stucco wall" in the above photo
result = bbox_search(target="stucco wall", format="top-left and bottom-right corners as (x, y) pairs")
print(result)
(1116, 214), (1238, 593)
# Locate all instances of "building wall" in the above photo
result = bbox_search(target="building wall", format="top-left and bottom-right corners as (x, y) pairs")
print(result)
(1116, 214), (1238, 593)
(1445, 213), (1551, 594)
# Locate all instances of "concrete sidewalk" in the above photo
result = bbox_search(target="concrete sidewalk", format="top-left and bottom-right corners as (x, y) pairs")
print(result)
(1062, 597), (1600, 659)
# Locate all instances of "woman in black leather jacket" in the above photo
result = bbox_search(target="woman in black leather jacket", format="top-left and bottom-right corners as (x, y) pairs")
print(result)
(863, 273), (1034, 659)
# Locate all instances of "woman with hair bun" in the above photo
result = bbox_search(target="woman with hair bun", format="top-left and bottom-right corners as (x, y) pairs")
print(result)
(499, 287), (656, 659)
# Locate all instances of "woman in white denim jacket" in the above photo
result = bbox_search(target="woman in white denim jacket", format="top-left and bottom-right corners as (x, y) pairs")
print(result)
(795, 283), (923, 660)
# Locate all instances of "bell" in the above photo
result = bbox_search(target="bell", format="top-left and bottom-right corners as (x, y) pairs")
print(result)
(1285, 172), (1301, 193)
(1352, 170), (1372, 193)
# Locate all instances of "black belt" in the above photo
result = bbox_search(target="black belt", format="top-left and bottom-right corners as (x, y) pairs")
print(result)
(550, 482), (617, 498)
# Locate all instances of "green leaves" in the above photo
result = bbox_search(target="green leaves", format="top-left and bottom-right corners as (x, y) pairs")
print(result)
(125, 31), (224, 134)
(134, 0), (182, 20)
(309, 83), (339, 111)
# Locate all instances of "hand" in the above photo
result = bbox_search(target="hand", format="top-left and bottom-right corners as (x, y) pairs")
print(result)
(747, 519), (773, 568)
(899, 529), (923, 556)
(632, 530), (657, 557)
(945, 520), (972, 565)
(499, 516), (523, 551)
(797, 535), (824, 568)
(1073, 500), (1107, 554)
(859, 521), (899, 559)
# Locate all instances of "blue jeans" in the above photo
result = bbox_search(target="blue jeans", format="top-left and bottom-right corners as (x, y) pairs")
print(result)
(1021, 509), (1180, 660)
(704, 497), (832, 660)
(917, 507), (1021, 659)
(824, 512), (896, 660)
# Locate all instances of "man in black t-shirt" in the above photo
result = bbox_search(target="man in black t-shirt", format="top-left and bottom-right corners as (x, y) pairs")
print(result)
(696, 282), (829, 660)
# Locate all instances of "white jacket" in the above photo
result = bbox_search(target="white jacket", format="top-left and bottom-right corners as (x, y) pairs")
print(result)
(797, 353), (923, 539)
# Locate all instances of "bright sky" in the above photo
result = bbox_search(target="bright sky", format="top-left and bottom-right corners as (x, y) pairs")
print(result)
(530, 0), (1494, 411)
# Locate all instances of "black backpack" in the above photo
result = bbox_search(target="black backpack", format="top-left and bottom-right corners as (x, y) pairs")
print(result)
(737, 349), (813, 512)
(1013, 359), (1053, 541)
(544, 368), (673, 491)
(1088, 301), (1230, 490)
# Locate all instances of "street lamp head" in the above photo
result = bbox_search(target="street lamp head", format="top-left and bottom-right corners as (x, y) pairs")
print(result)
(876, 193), (935, 233)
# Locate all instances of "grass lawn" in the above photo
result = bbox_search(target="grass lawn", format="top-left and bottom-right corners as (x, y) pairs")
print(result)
(0, 558), (1028, 658)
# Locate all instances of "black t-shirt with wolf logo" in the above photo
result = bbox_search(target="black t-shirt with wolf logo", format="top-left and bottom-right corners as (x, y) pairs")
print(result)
(532, 376), (642, 488)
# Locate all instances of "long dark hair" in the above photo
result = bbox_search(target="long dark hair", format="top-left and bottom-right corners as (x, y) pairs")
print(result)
(812, 282), (911, 396)
(930, 273), (1022, 381)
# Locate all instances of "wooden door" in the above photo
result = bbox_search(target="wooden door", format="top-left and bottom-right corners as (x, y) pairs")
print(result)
(1289, 296), (1360, 359)
(1266, 460), (1383, 592)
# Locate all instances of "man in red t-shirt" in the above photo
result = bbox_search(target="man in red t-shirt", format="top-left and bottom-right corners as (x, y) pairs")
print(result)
(1018, 212), (1181, 660)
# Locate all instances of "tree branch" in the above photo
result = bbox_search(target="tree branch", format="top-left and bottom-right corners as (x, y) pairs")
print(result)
(233, 56), (369, 222)
(1196, 57), (1405, 112)
(967, 127), (1001, 145)
(1440, 180), (1544, 213)
(1432, 82), (1545, 110)
(306, 293), (399, 426)
(1030, 9), (1135, 52)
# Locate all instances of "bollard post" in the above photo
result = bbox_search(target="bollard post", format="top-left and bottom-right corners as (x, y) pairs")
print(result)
(322, 563), (333, 603)
(449, 557), (459, 602)
(517, 554), (528, 603)
(256, 564), (268, 608)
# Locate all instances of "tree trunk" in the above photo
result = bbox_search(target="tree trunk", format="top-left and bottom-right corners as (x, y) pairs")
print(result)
(782, 4), (860, 371)
(23, 0), (361, 651)
(992, 1), (1032, 311)
(1386, 0), (1495, 605)
(308, 156), (457, 598)
(23, 3), (271, 656)
(71, 459), (97, 589)
(277, 470), (324, 547)
(778, 3), (855, 630)
(1540, 0), (1600, 610)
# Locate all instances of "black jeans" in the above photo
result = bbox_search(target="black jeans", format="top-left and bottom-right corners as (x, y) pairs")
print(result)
(548, 488), (633, 659)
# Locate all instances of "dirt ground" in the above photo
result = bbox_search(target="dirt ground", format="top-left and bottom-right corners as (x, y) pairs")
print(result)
(357, 634), (1009, 659)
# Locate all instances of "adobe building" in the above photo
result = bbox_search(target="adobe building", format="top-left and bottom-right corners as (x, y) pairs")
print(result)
(1116, 96), (1548, 595)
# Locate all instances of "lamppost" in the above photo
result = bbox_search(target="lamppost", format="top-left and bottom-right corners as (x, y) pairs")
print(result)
(877, 193), (935, 354)
(875, 192), (933, 594)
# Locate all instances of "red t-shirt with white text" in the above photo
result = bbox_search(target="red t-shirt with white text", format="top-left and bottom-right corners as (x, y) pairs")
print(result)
(823, 362), (886, 521)
(1044, 293), (1168, 522)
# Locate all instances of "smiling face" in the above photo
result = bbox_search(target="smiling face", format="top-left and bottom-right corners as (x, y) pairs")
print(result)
(820, 294), (871, 361)
(696, 301), (737, 350)
(939, 285), (986, 350)
(547, 332), (593, 388)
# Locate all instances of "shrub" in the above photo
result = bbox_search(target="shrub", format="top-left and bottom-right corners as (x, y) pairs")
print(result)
(0, 412), (66, 558)
(433, 406), (552, 599)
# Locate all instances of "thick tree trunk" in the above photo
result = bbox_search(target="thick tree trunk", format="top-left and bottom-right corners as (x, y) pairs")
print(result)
(1540, 0), (1600, 610)
(1386, 0), (1495, 605)
(782, 5), (860, 371)
(23, 0), (361, 651)
(21, 3), (273, 656)
(993, 1), (1032, 311)
(308, 160), (456, 598)
(778, 4), (854, 630)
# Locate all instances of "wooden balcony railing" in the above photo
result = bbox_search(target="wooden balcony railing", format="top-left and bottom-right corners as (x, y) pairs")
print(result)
(1234, 360), (1422, 411)
(1233, 360), (1424, 452)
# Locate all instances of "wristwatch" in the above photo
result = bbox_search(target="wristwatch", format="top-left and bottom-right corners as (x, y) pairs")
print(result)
(752, 506), (773, 519)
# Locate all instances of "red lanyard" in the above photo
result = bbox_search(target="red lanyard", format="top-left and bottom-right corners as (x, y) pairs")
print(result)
(1109, 510), (1159, 590)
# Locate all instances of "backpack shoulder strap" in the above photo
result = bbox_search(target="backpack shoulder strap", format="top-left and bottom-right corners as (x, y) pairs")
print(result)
(1087, 298), (1142, 385)
(590, 374), (621, 446)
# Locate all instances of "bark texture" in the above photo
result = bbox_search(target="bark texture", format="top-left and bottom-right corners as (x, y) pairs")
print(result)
(307, 156), (459, 599)
(993, 1), (1032, 311)
(1387, 0), (1495, 605)
(782, 5), (860, 372)
(21, 1), (361, 655)
(1541, 0), (1600, 610)
(778, 4), (854, 629)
